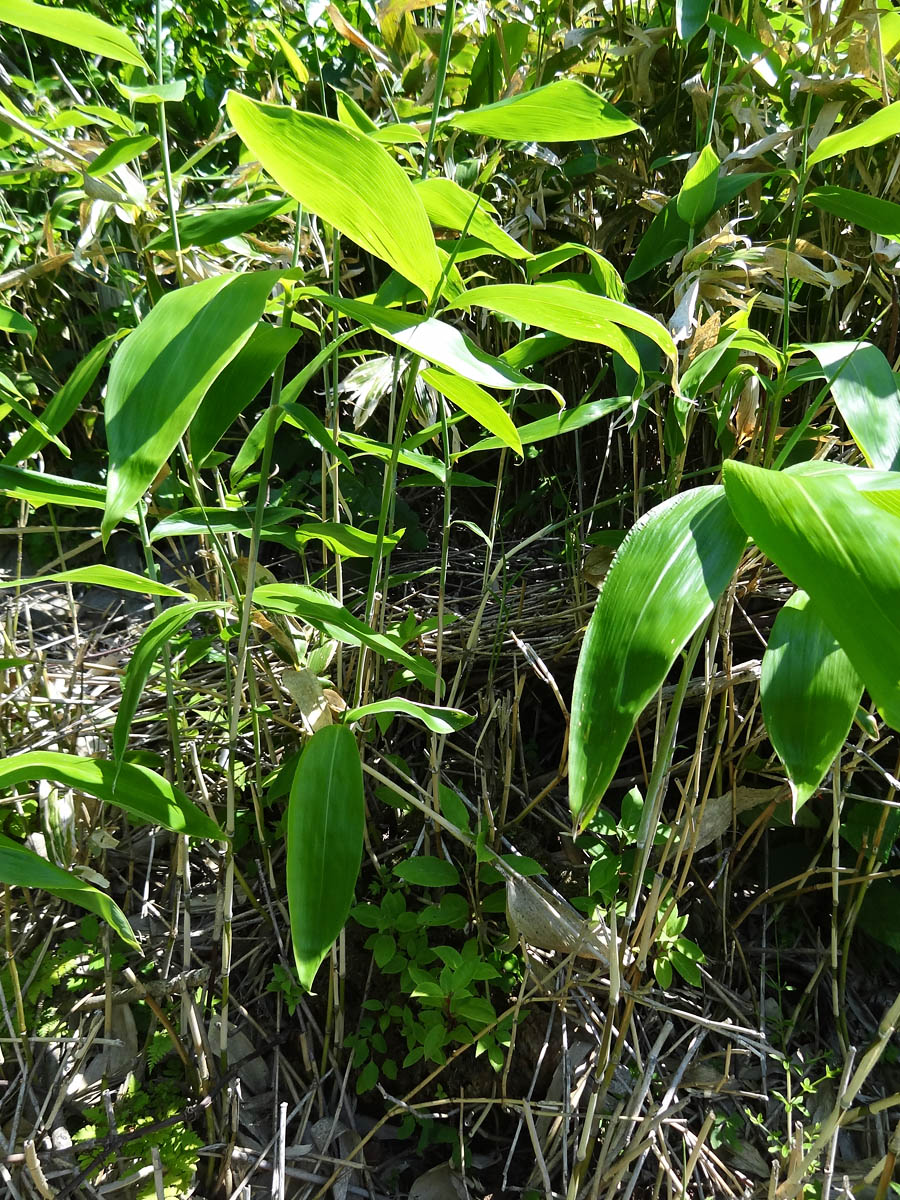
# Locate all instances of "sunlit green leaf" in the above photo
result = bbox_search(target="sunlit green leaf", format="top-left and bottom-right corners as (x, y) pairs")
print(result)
(802, 342), (900, 470)
(85, 134), (157, 178)
(450, 79), (638, 142)
(414, 177), (531, 260)
(2, 333), (120, 466)
(114, 79), (186, 104)
(458, 394), (630, 455)
(723, 460), (900, 729)
(287, 725), (364, 990)
(114, 602), (222, 771)
(570, 486), (746, 825)
(0, 752), (224, 840)
(0, 0), (147, 68)
(0, 833), (138, 948)
(676, 144), (720, 227)
(807, 100), (900, 169)
(0, 464), (110, 510)
(0, 304), (35, 337)
(102, 271), (278, 541)
(421, 367), (522, 454)
(450, 283), (677, 376)
(806, 186), (900, 241)
(227, 92), (442, 297)
(318, 294), (545, 392)
(145, 198), (293, 251)
(0, 565), (186, 598)
(253, 583), (435, 687)
(761, 590), (862, 816)
(345, 698), (475, 733)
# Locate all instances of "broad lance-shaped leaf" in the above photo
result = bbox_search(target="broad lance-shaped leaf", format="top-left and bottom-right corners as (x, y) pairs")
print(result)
(0, 833), (138, 948)
(317, 293), (552, 394)
(420, 367), (522, 454)
(114, 602), (222, 772)
(450, 79), (637, 142)
(806, 187), (900, 242)
(344, 698), (475, 733)
(457, 394), (630, 456)
(570, 486), (746, 826)
(286, 724), (364, 990)
(676, 0), (711, 41)
(3, 331), (120, 466)
(0, 464), (110, 510)
(723, 460), (900, 729)
(0, 0), (147, 68)
(0, 752), (224, 840)
(190, 323), (300, 463)
(227, 92), (442, 299)
(253, 583), (436, 688)
(808, 100), (900, 169)
(0, 565), (185, 598)
(801, 342), (900, 471)
(145, 197), (292, 252)
(450, 284), (677, 379)
(761, 591), (862, 817)
(413, 178), (531, 261)
(676, 144), (719, 227)
(102, 271), (278, 541)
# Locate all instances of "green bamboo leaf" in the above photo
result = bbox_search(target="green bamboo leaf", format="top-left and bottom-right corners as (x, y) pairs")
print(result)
(113, 602), (222, 771)
(723, 460), (900, 729)
(0, 374), (69, 455)
(0, 833), (138, 948)
(414, 178), (531, 261)
(806, 186), (900, 241)
(394, 856), (460, 886)
(287, 724), (364, 990)
(0, 565), (186, 598)
(145, 197), (293, 251)
(420, 367), (522, 454)
(802, 342), (900, 470)
(151, 508), (399, 558)
(526, 244), (625, 298)
(0, 304), (35, 337)
(86, 134), (157, 178)
(706, 15), (780, 87)
(318, 294), (546, 392)
(253, 583), (435, 688)
(458, 395), (630, 455)
(450, 79), (638, 142)
(190, 324), (300, 463)
(676, 0), (711, 41)
(280, 403), (354, 472)
(345, 698), (475, 733)
(761, 591), (862, 817)
(450, 283), (677, 375)
(102, 271), (278, 541)
(2, 333), (120, 466)
(570, 486), (747, 825)
(227, 92), (442, 298)
(807, 100), (900, 169)
(0, 464), (110, 510)
(114, 79), (186, 105)
(676, 144), (720, 227)
(0, 752), (225, 840)
(0, 0), (147, 68)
